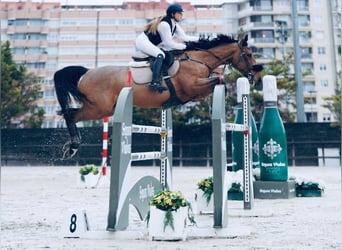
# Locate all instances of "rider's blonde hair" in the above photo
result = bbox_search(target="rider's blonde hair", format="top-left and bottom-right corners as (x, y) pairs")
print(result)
(144, 16), (165, 35)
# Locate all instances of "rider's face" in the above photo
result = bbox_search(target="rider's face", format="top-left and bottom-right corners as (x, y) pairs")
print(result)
(174, 12), (183, 22)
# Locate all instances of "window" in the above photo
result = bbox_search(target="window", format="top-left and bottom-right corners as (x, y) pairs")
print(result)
(25, 62), (45, 69)
(44, 106), (55, 114)
(298, 15), (310, 26)
(320, 80), (328, 87)
(301, 63), (313, 74)
(44, 90), (55, 99)
(301, 47), (312, 58)
(297, 0), (309, 10)
(251, 30), (274, 43)
(252, 47), (275, 59)
(304, 82), (315, 93)
(322, 114), (331, 122)
(251, 0), (273, 11)
(313, 0), (322, 7)
(251, 15), (273, 26)
(319, 64), (327, 71)
(299, 32), (311, 43)
(317, 47), (326, 54)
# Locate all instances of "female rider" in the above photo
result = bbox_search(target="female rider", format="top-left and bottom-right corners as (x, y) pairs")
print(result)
(135, 3), (198, 93)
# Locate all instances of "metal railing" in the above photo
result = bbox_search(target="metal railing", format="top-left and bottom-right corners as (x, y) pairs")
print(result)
(2, 140), (341, 167)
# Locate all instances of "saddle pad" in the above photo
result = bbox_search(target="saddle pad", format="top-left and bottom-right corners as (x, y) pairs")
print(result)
(130, 60), (180, 84)
(128, 61), (150, 68)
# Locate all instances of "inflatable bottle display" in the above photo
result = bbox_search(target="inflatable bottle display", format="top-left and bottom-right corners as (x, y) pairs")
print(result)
(259, 75), (288, 181)
(232, 78), (259, 171)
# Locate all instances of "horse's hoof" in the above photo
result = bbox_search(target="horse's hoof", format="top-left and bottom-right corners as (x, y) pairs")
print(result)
(62, 141), (71, 153)
(62, 147), (79, 160)
(62, 141), (79, 159)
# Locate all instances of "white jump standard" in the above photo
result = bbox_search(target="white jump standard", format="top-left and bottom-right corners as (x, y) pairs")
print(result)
(212, 78), (254, 222)
(107, 87), (173, 231)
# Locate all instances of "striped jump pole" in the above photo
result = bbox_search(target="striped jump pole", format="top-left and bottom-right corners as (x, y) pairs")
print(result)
(101, 117), (109, 176)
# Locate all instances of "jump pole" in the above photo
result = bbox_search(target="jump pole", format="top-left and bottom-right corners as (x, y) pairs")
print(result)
(101, 117), (109, 176)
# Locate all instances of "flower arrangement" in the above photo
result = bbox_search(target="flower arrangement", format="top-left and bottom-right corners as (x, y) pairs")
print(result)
(196, 176), (213, 204)
(290, 175), (325, 197)
(147, 189), (195, 231)
(79, 164), (99, 182)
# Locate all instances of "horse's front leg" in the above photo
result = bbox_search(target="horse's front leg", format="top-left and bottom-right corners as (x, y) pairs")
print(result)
(62, 109), (81, 159)
(190, 77), (222, 100)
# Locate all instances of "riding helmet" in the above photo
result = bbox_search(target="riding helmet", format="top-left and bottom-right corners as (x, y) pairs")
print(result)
(166, 4), (184, 17)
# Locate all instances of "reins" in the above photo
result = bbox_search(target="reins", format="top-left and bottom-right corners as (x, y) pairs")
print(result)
(178, 44), (255, 80)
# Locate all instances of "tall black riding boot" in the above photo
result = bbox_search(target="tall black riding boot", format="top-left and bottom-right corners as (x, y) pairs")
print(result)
(150, 54), (167, 93)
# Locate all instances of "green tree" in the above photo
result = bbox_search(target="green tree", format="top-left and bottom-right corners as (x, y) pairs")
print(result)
(1, 41), (45, 128)
(322, 71), (341, 126)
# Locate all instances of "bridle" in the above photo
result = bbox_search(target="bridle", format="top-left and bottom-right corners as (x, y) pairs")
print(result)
(179, 44), (263, 84)
(234, 45), (263, 84)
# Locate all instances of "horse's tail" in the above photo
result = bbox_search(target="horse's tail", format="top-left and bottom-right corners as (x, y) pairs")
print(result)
(54, 66), (88, 115)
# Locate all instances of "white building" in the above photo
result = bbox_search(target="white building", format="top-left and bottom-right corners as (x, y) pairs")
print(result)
(0, 0), (340, 127)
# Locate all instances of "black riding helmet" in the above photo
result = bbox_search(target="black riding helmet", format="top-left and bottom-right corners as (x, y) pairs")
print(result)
(166, 4), (184, 17)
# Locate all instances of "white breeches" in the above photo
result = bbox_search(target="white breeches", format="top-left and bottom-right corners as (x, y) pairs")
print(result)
(135, 32), (165, 58)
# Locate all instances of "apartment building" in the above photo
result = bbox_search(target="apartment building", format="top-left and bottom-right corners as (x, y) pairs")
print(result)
(0, 0), (340, 127)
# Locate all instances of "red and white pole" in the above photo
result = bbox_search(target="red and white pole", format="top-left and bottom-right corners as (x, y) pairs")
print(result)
(101, 117), (109, 176)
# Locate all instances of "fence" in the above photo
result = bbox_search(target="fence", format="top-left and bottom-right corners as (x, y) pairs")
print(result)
(1, 123), (341, 167)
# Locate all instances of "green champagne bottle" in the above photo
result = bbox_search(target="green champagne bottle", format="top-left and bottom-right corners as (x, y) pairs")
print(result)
(259, 75), (288, 181)
(232, 78), (259, 171)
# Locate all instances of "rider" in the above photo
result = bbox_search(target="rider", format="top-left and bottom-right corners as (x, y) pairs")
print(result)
(135, 3), (198, 93)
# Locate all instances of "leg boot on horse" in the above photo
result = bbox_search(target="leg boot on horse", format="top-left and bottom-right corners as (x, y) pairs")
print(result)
(150, 54), (167, 93)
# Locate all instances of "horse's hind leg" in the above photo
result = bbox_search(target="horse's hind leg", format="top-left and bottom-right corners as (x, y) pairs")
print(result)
(62, 108), (81, 159)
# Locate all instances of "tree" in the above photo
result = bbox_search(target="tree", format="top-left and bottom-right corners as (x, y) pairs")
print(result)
(1, 41), (45, 128)
(322, 70), (341, 127)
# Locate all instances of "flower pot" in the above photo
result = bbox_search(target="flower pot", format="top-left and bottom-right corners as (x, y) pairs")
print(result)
(78, 173), (99, 188)
(148, 206), (187, 241)
(296, 189), (323, 197)
(196, 189), (213, 214)
(227, 191), (243, 200)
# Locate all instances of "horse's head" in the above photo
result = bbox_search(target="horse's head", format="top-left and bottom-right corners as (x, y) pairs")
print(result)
(231, 35), (263, 89)
(185, 34), (263, 89)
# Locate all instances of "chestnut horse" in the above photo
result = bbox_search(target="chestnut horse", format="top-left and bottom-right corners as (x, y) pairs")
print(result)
(54, 34), (263, 159)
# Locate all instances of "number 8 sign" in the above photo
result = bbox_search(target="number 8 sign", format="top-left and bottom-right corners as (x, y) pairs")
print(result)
(62, 210), (89, 238)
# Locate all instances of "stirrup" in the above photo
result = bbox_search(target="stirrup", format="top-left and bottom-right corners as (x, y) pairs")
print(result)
(149, 82), (167, 93)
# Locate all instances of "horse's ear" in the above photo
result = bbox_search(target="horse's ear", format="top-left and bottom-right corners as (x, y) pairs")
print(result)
(239, 34), (248, 47)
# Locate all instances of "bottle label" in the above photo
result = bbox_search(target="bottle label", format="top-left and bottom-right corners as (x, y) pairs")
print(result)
(262, 138), (282, 159)
(263, 101), (278, 107)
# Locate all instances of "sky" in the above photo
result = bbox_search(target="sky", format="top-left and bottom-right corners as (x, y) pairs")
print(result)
(24, 0), (227, 5)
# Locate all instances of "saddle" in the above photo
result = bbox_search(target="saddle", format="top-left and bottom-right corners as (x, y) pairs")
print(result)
(129, 51), (180, 84)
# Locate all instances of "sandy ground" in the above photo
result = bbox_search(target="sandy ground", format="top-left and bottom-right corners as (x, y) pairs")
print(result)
(1, 166), (341, 250)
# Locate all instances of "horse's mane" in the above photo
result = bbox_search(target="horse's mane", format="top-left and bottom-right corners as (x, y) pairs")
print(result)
(185, 34), (238, 51)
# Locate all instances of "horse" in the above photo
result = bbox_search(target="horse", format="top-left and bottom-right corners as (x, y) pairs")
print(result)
(54, 34), (263, 159)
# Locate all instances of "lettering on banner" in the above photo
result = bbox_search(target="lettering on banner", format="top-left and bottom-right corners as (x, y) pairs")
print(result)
(139, 182), (155, 202)
(261, 162), (286, 168)
(259, 188), (282, 194)
(121, 123), (131, 154)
